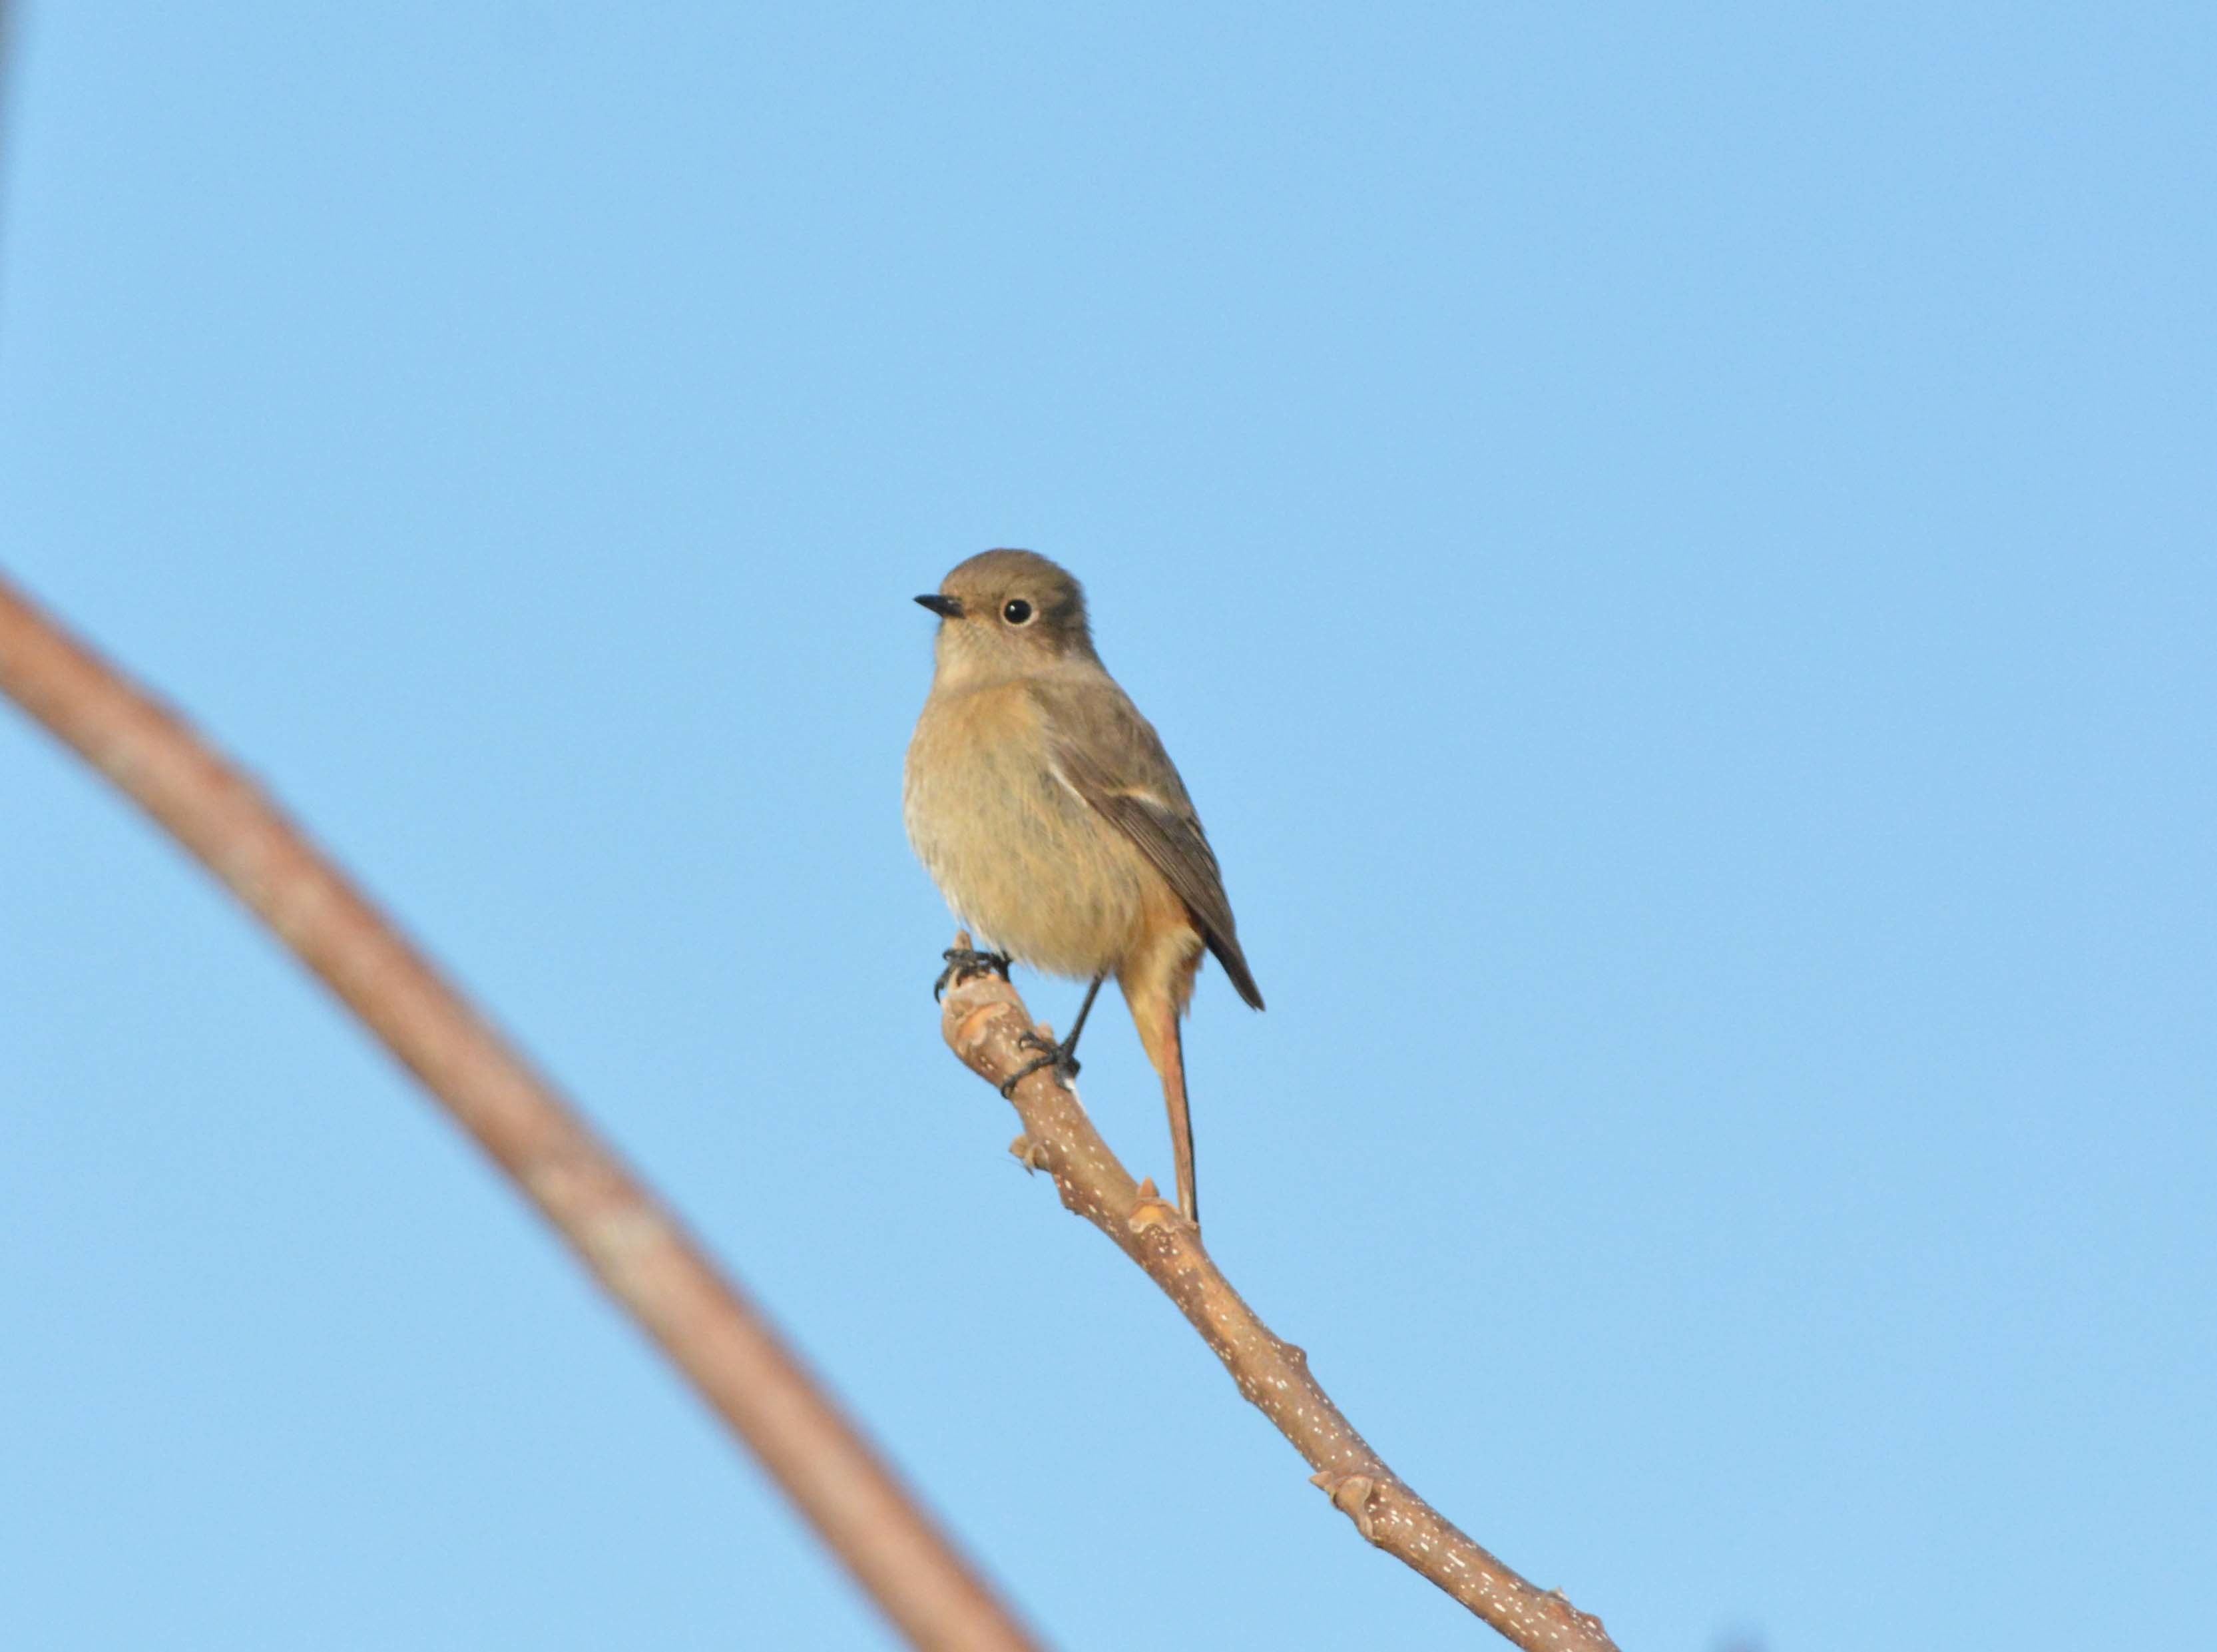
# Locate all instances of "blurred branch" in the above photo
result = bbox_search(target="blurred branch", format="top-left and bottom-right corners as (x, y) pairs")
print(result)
(939, 948), (1618, 1652)
(0, 573), (1039, 1652)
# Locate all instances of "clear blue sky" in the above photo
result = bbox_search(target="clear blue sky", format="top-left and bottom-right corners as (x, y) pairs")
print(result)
(3, 5), (2210, 1649)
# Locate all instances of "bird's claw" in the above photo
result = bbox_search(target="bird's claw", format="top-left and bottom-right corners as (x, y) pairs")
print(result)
(934, 946), (1012, 1001)
(999, 1028), (1080, 1097)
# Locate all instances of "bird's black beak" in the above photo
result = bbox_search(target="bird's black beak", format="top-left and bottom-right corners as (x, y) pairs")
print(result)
(914, 593), (963, 619)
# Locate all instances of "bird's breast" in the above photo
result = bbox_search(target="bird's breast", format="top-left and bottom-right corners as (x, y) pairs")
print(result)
(904, 683), (1154, 977)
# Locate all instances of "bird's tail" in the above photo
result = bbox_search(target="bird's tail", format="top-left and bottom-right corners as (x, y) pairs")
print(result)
(1163, 1019), (1198, 1229)
(1127, 948), (1204, 1231)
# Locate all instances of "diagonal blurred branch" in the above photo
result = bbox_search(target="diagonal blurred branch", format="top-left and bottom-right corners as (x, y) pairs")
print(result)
(939, 950), (1618, 1652)
(0, 573), (1040, 1652)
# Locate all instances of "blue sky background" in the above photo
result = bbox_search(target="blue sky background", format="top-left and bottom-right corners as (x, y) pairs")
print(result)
(3, 5), (2211, 1649)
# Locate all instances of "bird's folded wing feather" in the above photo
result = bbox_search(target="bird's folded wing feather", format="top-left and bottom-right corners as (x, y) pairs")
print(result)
(1027, 677), (1265, 1010)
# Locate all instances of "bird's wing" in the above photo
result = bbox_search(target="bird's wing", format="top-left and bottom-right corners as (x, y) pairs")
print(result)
(1027, 675), (1264, 1010)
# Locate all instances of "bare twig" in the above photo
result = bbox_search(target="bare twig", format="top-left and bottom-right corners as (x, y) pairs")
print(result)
(0, 573), (1040, 1652)
(939, 947), (1618, 1652)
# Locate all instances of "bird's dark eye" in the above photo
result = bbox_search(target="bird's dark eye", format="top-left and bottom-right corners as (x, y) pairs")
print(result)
(1002, 599), (1034, 625)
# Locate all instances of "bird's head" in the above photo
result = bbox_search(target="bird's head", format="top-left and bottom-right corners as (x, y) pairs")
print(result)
(915, 549), (1097, 686)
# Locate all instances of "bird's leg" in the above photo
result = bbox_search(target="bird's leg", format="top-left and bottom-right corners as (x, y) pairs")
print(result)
(935, 944), (1013, 1001)
(1000, 972), (1105, 1098)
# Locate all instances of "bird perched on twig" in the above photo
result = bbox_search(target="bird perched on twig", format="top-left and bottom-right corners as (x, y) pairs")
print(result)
(905, 549), (1264, 1229)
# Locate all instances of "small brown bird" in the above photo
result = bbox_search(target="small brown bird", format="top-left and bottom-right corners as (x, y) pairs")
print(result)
(905, 549), (1263, 1227)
